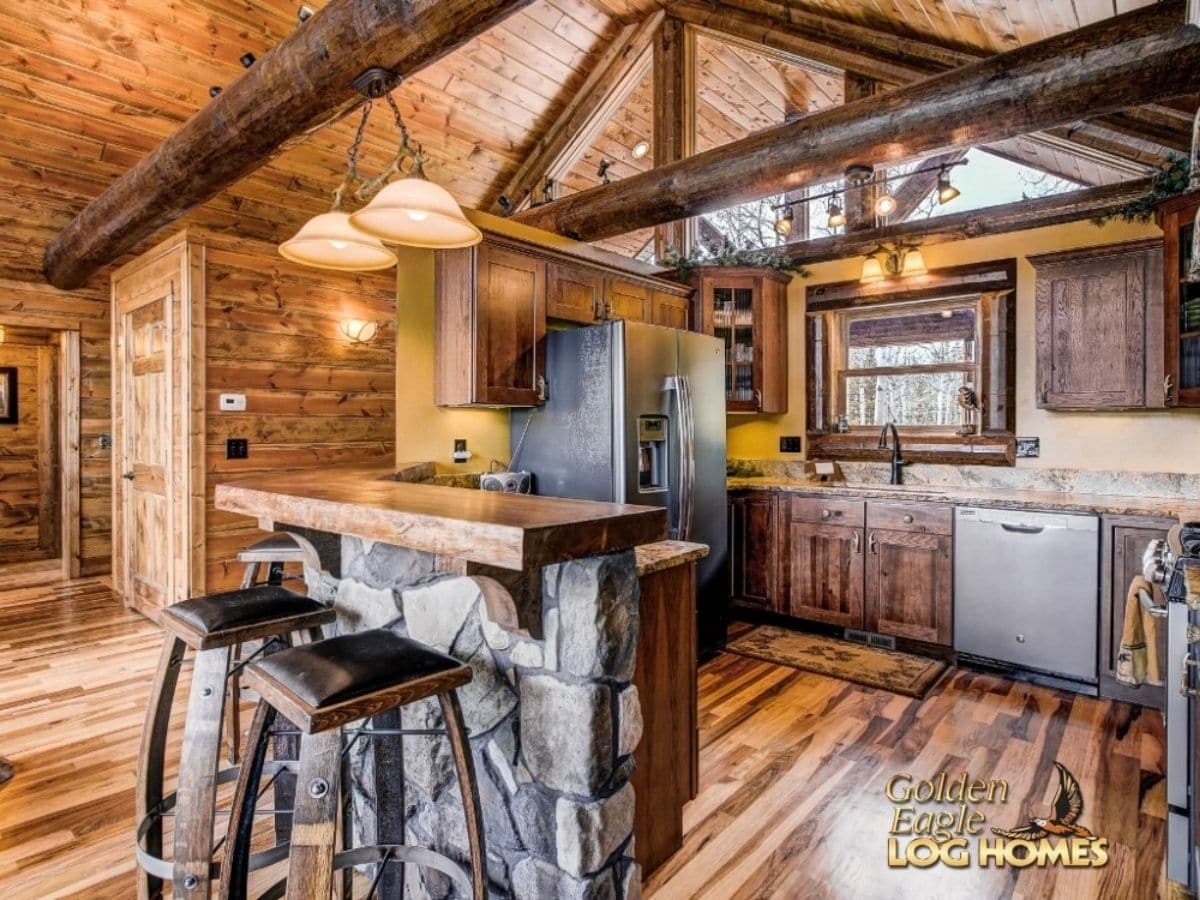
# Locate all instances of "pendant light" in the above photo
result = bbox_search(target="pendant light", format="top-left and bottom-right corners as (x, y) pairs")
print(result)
(860, 252), (885, 283)
(349, 94), (481, 249)
(826, 199), (846, 230)
(900, 246), (928, 277)
(936, 167), (961, 205)
(279, 103), (396, 272)
(773, 205), (794, 238)
(874, 192), (898, 217)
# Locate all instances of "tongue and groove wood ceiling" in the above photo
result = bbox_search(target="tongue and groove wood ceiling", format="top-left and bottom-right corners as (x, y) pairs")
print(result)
(0, 0), (1191, 285)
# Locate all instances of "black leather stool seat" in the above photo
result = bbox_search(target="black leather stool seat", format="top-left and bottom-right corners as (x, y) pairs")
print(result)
(161, 585), (335, 650)
(245, 630), (472, 733)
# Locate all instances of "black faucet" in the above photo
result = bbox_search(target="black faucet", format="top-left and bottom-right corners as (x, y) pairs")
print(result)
(878, 422), (906, 485)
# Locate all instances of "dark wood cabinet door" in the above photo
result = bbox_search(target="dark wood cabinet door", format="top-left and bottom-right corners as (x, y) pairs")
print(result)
(864, 528), (952, 645)
(475, 243), (546, 406)
(784, 521), (864, 628)
(729, 494), (777, 610)
(1031, 240), (1163, 410)
(652, 291), (690, 330)
(605, 279), (652, 323)
(1158, 193), (1200, 407)
(1099, 515), (1173, 709)
(546, 263), (603, 325)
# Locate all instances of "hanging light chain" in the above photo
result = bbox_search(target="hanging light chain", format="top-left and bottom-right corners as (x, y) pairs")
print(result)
(331, 100), (373, 211)
(354, 92), (427, 202)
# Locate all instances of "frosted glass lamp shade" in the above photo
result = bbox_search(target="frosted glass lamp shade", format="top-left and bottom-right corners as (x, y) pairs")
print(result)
(860, 255), (885, 283)
(279, 212), (396, 271)
(901, 247), (928, 277)
(350, 177), (482, 248)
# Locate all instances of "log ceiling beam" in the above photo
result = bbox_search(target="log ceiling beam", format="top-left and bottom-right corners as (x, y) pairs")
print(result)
(515, 2), (1200, 242)
(489, 9), (664, 214)
(888, 149), (970, 223)
(42, 0), (533, 290)
(779, 178), (1152, 266)
(670, 0), (1180, 175)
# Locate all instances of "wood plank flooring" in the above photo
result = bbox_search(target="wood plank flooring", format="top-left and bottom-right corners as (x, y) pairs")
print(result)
(0, 578), (1173, 899)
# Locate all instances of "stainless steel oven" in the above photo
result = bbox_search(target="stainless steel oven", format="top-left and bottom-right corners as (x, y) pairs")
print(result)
(1145, 523), (1200, 891)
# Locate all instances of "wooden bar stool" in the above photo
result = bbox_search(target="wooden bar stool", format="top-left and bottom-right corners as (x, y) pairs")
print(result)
(228, 533), (314, 765)
(219, 629), (487, 900)
(136, 585), (336, 900)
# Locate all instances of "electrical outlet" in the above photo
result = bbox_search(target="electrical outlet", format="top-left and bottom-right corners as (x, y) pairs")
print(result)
(779, 436), (803, 453)
(1015, 436), (1040, 459)
(452, 438), (471, 464)
(226, 438), (249, 460)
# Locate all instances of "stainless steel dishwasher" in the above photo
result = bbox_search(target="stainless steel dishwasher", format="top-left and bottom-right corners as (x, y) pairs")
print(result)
(954, 506), (1099, 684)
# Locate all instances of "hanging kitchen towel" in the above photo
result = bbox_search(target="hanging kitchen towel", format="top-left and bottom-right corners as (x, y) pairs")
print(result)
(1116, 575), (1153, 687)
(1142, 583), (1163, 687)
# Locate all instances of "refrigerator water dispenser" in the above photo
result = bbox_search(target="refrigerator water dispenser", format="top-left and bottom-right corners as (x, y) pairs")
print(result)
(638, 415), (668, 492)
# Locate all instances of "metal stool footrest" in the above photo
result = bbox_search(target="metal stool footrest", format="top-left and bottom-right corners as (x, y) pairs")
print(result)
(256, 845), (473, 900)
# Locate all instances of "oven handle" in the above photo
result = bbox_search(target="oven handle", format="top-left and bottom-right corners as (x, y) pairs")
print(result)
(1180, 652), (1199, 698)
(1139, 586), (1169, 619)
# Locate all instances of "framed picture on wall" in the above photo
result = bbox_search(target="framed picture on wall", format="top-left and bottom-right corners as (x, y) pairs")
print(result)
(0, 367), (16, 424)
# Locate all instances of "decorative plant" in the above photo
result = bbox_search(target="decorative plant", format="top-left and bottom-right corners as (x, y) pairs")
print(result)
(1092, 155), (1192, 225)
(658, 243), (810, 279)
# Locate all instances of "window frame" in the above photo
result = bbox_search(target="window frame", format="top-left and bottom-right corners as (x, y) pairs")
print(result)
(835, 296), (981, 433)
(806, 259), (1017, 466)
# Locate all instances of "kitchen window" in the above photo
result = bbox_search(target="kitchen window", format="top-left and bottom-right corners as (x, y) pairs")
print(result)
(806, 259), (1017, 465)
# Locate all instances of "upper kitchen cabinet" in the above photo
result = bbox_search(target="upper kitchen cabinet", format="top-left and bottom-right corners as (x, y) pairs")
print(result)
(1157, 192), (1200, 407)
(1030, 239), (1164, 410)
(436, 239), (547, 407)
(435, 234), (694, 407)
(692, 267), (790, 414)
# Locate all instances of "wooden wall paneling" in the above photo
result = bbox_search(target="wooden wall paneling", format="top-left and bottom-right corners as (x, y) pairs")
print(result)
(201, 233), (396, 592)
(0, 340), (46, 563)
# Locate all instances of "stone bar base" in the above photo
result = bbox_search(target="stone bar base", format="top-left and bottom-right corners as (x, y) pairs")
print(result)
(307, 536), (643, 900)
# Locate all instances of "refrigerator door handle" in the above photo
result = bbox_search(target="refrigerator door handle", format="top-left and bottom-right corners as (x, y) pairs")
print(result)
(666, 374), (696, 542)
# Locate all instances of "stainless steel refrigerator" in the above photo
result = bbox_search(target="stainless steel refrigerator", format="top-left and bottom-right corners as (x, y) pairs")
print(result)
(511, 320), (728, 656)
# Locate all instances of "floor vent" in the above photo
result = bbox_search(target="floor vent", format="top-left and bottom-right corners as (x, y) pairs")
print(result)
(867, 633), (897, 651)
(843, 628), (870, 645)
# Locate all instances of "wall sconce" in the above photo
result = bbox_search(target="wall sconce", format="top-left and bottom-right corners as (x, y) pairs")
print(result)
(861, 241), (927, 283)
(341, 319), (380, 343)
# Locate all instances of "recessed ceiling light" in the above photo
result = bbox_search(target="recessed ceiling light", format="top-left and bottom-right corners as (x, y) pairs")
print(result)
(631, 140), (650, 160)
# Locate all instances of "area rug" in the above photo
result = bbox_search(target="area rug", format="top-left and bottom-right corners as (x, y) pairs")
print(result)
(727, 625), (950, 699)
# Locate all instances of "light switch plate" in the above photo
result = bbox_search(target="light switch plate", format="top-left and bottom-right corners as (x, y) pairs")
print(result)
(219, 393), (247, 412)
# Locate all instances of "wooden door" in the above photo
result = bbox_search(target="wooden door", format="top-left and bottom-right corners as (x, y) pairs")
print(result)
(1032, 241), (1163, 410)
(475, 243), (546, 406)
(605, 279), (652, 323)
(112, 237), (204, 617)
(784, 522), (864, 628)
(864, 529), (952, 645)
(729, 493), (777, 610)
(1099, 515), (1173, 708)
(546, 263), (603, 325)
(652, 291), (690, 330)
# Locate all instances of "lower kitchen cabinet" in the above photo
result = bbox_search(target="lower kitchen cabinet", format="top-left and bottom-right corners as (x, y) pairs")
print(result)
(1099, 513), (1175, 709)
(729, 492), (779, 610)
(865, 528), (953, 645)
(784, 521), (865, 627)
(729, 492), (953, 647)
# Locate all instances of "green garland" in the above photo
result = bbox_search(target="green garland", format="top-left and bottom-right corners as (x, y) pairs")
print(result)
(657, 244), (810, 279)
(1092, 155), (1192, 226)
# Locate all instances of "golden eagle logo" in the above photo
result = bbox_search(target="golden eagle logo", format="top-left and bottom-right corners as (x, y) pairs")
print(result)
(991, 762), (1096, 840)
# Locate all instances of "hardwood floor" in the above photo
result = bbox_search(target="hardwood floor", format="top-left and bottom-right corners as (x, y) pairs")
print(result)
(0, 579), (1172, 899)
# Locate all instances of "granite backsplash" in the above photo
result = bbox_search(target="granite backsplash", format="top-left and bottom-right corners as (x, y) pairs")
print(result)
(732, 460), (1200, 501)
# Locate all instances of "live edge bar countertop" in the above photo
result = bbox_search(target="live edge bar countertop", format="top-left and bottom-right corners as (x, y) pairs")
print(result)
(215, 463), (669, 572)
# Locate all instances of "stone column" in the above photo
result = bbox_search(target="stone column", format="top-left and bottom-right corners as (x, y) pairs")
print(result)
(323, 536), (644, 900)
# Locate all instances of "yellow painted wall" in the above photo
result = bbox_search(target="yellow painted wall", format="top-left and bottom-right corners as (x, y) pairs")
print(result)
(393, 244), (510, 472)
(727, 216), (1200, 474)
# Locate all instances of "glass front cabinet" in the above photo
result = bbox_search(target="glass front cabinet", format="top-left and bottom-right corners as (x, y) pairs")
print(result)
(1158, 191), (1200, 407)
(691, 266), (790, 414)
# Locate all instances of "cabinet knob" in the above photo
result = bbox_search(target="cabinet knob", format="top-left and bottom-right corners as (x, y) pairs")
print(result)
(1015, 634), (1025, 643)
(821, 509), (832, 519)
(903, 514), (914, 524)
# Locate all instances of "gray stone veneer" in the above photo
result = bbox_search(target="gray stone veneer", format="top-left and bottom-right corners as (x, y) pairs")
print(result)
(307, 535), (643, 900)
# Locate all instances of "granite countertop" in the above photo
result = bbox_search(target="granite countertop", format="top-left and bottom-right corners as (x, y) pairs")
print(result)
(634, 540), (709, 576)
(729, 477), (1200, 520)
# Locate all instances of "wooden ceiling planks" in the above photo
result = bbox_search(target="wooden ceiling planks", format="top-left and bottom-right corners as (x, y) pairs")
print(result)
(0, 0), (1184, 284)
